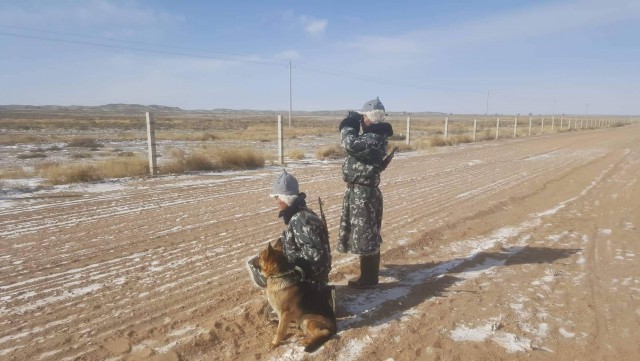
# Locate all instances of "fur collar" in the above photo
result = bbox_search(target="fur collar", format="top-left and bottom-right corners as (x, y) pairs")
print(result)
(363, 109), (386, 123)
(364, 122), (393, 137)
(278, 192), (307, 225)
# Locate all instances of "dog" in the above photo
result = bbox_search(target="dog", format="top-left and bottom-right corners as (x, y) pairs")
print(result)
(257, 239), (337, 352)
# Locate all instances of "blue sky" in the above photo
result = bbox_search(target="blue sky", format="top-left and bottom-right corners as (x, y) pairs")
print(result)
(1, 0), (639, 115)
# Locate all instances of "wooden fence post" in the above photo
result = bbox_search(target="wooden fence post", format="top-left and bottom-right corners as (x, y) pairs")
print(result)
(551, 116), (555, 132)
(560, 117), (563, 131)
(495, 117), (500, 139)
(277, 115), (284, 165)
(528, 116), (532, 136)
(145, 112), (158, 176)
(513, 116), (518, 138)
(473, 118), (477, 142)
(541, 117), (545, 134)
(444, 116), (449, 141)
(406, 117), (411, 145)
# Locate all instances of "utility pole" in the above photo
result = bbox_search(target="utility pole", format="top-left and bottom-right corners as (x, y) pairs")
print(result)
(145, 112), (158, 176)
(288, 60), (293, 127)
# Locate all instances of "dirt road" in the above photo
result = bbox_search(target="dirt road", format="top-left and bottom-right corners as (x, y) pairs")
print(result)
(2, 125), (639, 361)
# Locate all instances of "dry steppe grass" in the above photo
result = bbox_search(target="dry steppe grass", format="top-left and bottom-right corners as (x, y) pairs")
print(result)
(315, 144), (345, 160)
(160, 147), (265, 175)
(37, 156), (150, 185)
(2, 110), (631, 184)
(286, 149), (305, 160)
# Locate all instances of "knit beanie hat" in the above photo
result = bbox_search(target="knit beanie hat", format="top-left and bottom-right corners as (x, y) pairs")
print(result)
(270, 170), (299, 197)
(358, 97), (387, 123)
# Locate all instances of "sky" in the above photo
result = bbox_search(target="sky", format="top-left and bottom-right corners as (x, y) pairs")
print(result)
(0, 0), (639, 115)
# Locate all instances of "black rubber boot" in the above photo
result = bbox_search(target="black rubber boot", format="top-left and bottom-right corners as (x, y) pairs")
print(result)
(348, 253), (380, 289)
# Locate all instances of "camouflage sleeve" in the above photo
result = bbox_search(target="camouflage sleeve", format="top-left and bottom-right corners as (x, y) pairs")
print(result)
(341, 127), (376, 161)
(280, 229), (295, 260)
(289, 215), (323, 263)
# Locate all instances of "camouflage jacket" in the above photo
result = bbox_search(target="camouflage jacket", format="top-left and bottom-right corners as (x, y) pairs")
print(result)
(340, 122), (393, 187)
(279, 198), (331, 279)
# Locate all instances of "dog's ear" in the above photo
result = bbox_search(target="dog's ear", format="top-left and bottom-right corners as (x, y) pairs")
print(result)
(273, 238), (283, 251)
(267, 242), (274, 255)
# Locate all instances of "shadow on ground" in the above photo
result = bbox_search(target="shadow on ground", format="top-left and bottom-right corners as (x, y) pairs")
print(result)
(335, 246), (581, 331)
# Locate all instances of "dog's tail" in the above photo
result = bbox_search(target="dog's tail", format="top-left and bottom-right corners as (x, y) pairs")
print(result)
(304, 328), (334, 353)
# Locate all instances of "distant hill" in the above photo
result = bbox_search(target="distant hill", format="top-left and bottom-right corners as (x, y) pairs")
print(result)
(0, 103), (447, 117)
(0, 104), (182, 114)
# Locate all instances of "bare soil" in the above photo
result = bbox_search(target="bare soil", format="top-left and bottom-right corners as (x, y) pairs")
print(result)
(1, 125), (639, 361)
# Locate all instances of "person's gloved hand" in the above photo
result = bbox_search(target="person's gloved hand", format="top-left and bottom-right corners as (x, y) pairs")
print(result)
(339, 111), (363, 132)
(347, 111), (364, 123)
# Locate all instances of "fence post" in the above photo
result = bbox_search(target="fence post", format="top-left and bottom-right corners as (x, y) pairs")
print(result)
(513, 116), (518, 138)
(568, 118), (572, 130)
(551, 116), (555, 132)
(560, 117), (563, 131)
(541, 117), (545, 135)
(528, 116), (532, 136)
(495, 117), (500, 139)
(473, 118), (477, 142)
(278, 115), (284, 165)
(145, 112), (158, 176)
(444, 116), (449, 141)
(406, 117), (411, 145)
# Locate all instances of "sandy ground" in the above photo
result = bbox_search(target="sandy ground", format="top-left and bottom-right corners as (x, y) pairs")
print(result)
(1, 125), (639, 361)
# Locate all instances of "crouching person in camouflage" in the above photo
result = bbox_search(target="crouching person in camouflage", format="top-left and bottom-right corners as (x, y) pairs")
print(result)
(248, 170), (334, 318)
(269, 170), (332, 285)
(338, 97), (393, 289)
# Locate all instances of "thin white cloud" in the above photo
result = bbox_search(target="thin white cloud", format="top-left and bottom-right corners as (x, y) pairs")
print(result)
(340, 0), (640, 56)
(430, 0), (640, 47)
(274, 50), (301, 60)
(280, 10), (328, 36)
(342, 34), (422, 55)
(0, 0), (184, 29)
(302, 18), (328, 35)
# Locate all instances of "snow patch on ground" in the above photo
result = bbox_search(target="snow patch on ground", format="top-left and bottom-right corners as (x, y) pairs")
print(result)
(450, 319), (533, 353)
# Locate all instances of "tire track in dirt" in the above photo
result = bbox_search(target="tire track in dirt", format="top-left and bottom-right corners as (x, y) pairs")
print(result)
(1, 127), (638, 360)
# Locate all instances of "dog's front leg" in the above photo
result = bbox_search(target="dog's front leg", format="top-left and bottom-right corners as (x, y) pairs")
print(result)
(271, 311), (292, 348)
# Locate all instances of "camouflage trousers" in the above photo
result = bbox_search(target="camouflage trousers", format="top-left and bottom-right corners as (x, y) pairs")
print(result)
(337, 184), (383, 255)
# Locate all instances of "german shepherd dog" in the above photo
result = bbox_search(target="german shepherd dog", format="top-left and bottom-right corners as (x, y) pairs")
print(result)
(257, 240), (337, 352)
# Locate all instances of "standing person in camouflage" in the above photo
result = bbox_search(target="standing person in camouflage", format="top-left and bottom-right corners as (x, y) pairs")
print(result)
(270, 170), (332, 284)
(337, 97), (393, 289)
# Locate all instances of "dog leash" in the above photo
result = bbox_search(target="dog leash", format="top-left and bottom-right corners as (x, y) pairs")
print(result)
(268, 266), (305, 280)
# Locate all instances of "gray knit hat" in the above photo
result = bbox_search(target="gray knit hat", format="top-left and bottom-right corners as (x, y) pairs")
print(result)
(360, 97), (385, 113)
(270, 170), (299, 196)
(358, 97), (387, 123)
